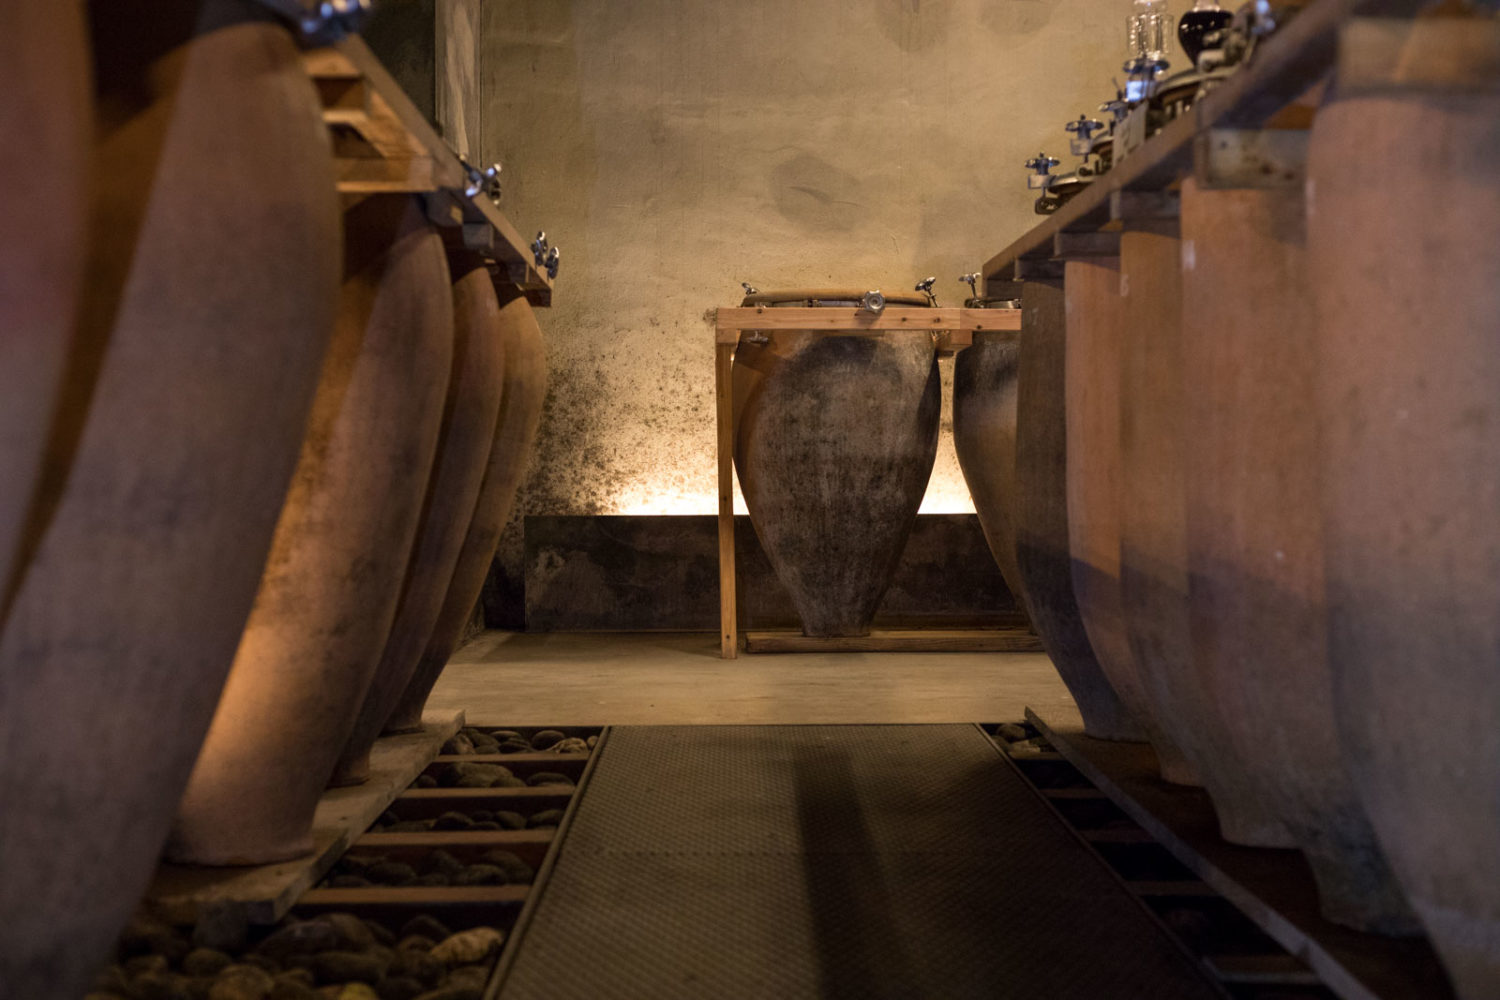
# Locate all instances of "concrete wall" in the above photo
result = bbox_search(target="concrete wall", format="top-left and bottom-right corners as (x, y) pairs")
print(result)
(478, 0), (1129, 617)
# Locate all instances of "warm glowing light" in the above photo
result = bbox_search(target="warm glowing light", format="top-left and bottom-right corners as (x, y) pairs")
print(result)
(606, 481), (975, 517)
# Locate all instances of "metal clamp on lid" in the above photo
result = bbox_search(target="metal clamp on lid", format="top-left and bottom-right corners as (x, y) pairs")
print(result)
(859, 290), (886, 315)
(1025, 153), (1061, 190)
(460, 158), (502, 202)
(1066, 116), (1105, 156)
(914, 276), (938, 307)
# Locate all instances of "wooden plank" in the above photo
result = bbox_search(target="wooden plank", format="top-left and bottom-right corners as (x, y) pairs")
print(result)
(714, 307), (1020, 336)
(296, 885), (530, 907)
(355, 830), (554, 851)
(741, 628), (1045, 654)
(1029, 704), (1456, 1000)
(335, 155), (438, 193)
(716, 339), (738, 659)
(143, 711), (463, 925)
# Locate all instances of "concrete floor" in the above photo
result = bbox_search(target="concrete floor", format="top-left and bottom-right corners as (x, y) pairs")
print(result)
(427, 630), (1077, 726)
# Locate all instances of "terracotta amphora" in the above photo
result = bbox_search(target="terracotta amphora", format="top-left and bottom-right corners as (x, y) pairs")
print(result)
(167, 195), (453, 865)
(383, 286), (547, 733)
(0, 3), (338, 993)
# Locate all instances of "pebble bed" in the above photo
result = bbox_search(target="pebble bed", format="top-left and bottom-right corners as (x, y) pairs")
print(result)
(90, 909), (506, 1000)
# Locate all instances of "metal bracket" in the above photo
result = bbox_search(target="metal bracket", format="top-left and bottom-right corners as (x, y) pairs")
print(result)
(1194, 128), (1308, 189)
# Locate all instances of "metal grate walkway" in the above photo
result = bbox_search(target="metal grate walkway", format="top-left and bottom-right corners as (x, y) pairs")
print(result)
(491, 725), (1224, 999)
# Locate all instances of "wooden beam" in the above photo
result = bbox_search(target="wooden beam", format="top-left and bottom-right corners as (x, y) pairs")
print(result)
(743, 629), (1045, 654)
(714, 307), (1021, 338)
(716, 340), (738, 659)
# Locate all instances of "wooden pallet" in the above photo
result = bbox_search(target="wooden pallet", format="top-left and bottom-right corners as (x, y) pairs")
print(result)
(741, 627), (1044, 654)
(712, 306), (1023, 660)
(301, 38), (553, 306)
(143, 710), (463, 926)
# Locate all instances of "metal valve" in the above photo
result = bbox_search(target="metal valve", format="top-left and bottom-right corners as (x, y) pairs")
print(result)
(859, 290), (886, 315)
(741, 282), (759, 296)
(1066, 116), (1105, 156)
(461, 159), (502, 201)
(1025, 153), (1061, 190)
(531, 232), (549, 267)
(914, 276), (938, 306)
(1122, 57), (1169, 103)
(960, 272), (980, 297)
(543, 246), (560, 280)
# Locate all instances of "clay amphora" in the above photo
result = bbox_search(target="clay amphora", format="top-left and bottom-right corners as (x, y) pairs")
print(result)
(330, 255), (506, 786)
(167, 195), (453, 865)
(0, 0), (90, 602)
(1309, 17), (1500, 993)
(952, 305), (1028, 612)
(1014, 279), (1142, 741)
(1063, 258), (1197, 781)
(1180, 177), (1415, 932)
(0, 3), (339, 994)
(732, 289), (939, 638)
(1118, 222), (1292, 846)
(384, 286), (547, 733)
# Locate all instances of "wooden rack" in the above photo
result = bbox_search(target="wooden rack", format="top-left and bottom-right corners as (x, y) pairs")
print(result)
(302, 38), (554, 306)
(712, 306), (1025, 659)
(979, 0), (1424, 289)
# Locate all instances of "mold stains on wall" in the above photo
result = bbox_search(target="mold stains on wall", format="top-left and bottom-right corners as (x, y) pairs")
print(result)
(878, 0), (958, 53)
(980, 0), (1059, 37)
(771, 153), (868, 234)
(479, 0), (1132, 624)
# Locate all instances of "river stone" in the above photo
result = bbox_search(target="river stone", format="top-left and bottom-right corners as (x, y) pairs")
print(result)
(549, 737), (588, 754)
(398, 916), (451, 943)
(452, 864), (506, 887)
(410, 986), (480, 1000)
(315, 913), (375, 952)
(268, 979), (320, 1000)
(525, 772), (573, 788)
(394, 936), (435, 954)
(321, 985), (379, 1000)
(586, 735), (598, 748)
(388, 947), (442, 986)
(490, 775), (526, 789)
(328, 875), (374, 889)
(478, 850), (533, 884)
(257, 919), (345, 959)
(444, 966), (488, 991)
(384, 820), (432, 833)
(429, 928), (504, 966)
(468, 821), (500, 831)
(119, 915), (190, 960)
(277, 969), (316, 988)
(527, 809), (564, 828)
(310, 950), (385, 986)
(92, 964), (132, 995)
(422, 851), (465, 877)
(240, 954), (282, 975)
(362, 920), (395, 948)
(366, 861), (419, 886)
(529, 730), (565, 750)
(126, 954), (171, 977)
(414, 775), (438, 789)
(133, 972), (193, 1000)
(414, 872), (451, 887)
(493, 811), (526, 831)
(431, 811), (474, 831)
(496, 739), (532, 755)
(440, 733), (475, 756)
(210, 964), (277, 1000)
(377, 975), (425, 1000)
(184, 949), (235, 978)
(995, 723), (1029, 743)
(438, 763), (513, 788)
(193, 903), (251, 954)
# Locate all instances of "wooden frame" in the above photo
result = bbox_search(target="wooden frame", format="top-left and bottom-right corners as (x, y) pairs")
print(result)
(302, 38), (554, 305)
(712, 306), (1023, 659)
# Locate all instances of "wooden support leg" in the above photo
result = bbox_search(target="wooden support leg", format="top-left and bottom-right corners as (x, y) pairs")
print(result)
(715, 337), (738, 659)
